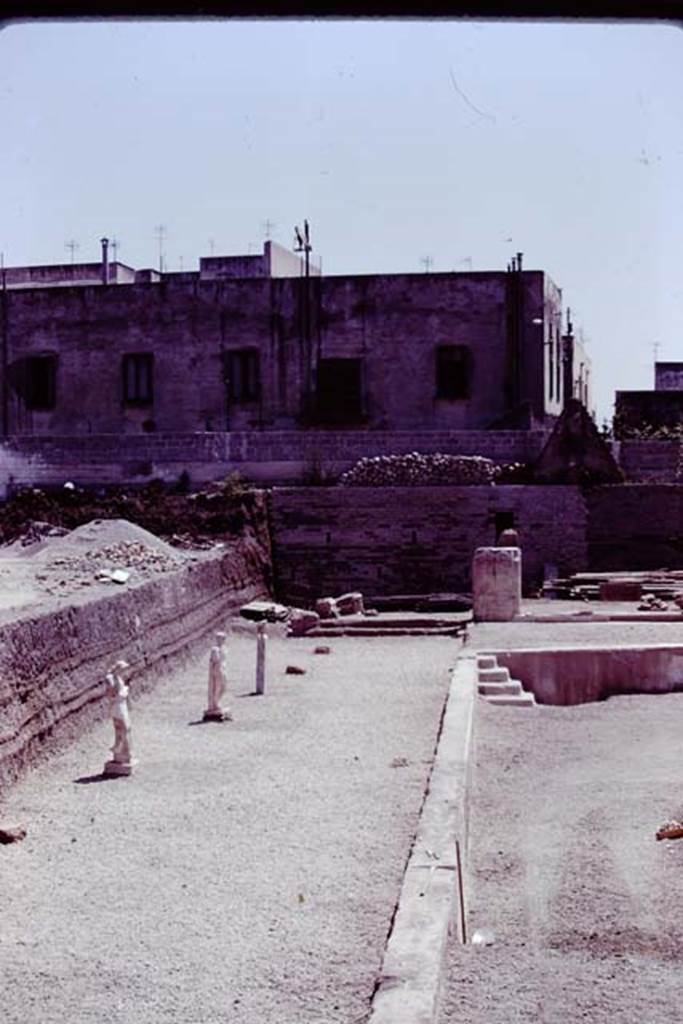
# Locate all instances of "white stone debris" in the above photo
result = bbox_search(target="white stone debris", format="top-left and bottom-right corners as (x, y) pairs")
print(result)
(338, 452), (501, 487)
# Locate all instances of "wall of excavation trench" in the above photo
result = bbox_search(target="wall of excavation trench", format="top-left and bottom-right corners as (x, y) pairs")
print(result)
(0, 537), (269, 793)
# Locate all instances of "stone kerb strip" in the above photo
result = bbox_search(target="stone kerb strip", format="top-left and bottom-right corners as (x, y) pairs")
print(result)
(368, 655), (476, 1024)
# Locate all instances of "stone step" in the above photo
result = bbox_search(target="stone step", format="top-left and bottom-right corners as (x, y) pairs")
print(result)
(478, 666), (511, 682)
(485, 692), (536, 707)
(476, 655), (497, 669)
(478, 680), (523, 696)
(307, 618), (466, 634)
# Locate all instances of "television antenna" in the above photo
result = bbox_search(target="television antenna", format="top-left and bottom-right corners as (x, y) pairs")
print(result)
(65, 239), (79, 263)
(154, 224), (167, 273)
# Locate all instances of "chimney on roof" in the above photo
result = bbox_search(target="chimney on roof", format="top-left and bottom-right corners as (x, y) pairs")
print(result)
(516, 251), (523, 272)
(100, 237), (109, 285)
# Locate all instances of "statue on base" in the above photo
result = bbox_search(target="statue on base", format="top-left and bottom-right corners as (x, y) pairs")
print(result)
(103, 659), (137, 776)
(203, 631), (233, 722)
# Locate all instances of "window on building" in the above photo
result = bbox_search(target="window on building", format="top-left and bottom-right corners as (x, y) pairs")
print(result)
(224, 349), (260, 402)
(315, 358), (363, 424)
(435, 345), (471, 399)
(25, 356), (57, 410)
(122, 354), (154, 404)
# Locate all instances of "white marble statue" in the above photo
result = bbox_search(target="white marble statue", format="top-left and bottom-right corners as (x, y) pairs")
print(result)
(203, 631), (233, 722)
(103, 659), (136, 776)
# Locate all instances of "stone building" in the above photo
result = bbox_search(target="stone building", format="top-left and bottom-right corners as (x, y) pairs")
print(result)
(615, 361), (683, 437)
(0, 241), (587, 438)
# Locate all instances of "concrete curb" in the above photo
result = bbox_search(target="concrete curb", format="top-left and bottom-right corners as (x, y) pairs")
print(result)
(367, 655), (476, 1024)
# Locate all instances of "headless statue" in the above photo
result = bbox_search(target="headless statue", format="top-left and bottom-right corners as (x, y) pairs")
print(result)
(204, 631), (232, 722)
(103, 659), (136, 776)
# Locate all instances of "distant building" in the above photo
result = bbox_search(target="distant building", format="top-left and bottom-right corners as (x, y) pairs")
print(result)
(615, 361), (683, 437)
(0, 242), (587, 438)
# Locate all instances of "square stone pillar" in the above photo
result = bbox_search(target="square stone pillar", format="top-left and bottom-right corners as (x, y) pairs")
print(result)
(473, 547), (522, 621)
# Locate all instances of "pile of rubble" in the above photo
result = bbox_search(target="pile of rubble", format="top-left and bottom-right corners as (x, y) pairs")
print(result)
(338, 453), (500, 487)
(240, 591), (367, 637)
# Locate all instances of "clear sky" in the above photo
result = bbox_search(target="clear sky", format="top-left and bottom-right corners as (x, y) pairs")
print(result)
(1, 18), (681, 422)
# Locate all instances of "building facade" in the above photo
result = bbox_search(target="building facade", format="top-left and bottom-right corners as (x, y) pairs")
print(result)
(0, 243), (587, 438)
(615, 361), (683, 437)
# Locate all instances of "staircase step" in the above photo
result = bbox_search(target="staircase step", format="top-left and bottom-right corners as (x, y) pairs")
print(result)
(478, 666), (511, 682)
(485, 692), (536, 707)
(478, 680), (523, 696)
(476, 655), (497, 670)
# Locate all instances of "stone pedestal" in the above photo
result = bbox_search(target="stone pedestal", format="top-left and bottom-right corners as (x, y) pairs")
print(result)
(202, 708), (233, 723)
(103, 758), (138, 777)
(473, 547), (522, 622)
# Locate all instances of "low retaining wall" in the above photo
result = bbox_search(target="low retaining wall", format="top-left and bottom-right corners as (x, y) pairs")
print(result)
(269, 485), (587, 604)
(0, 430), (548, 493)
(487, 644), (683, 705)
(0, 538), (269, 793)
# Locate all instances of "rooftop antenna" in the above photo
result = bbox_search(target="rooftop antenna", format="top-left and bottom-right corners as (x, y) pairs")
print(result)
(420, 256), (434, 273)
(208, 238), (215, 255)
(111, 237), (120, 263)
(262, 219), (275, 240)
(154, 224), (167, 273)
(294, 219), (312, 275)
(65, 239), (79, 263)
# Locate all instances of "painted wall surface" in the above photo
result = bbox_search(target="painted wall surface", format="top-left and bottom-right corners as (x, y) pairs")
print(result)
(269, 484), (587, 604)
(0, 269), (556, 437)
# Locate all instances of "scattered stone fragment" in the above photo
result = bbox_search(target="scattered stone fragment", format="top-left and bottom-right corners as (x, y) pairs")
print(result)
(336, 591), (364, 616)
(285, 665), (306, 675)
(287, 608), (320, 637)
(390, 756), (410, 768)
(240, 600), (290, 622)
(656, 820), (683, 841)
(0, 826), (27, 845)
(313, 646), (331, 655)
(315, 597), (339, 619)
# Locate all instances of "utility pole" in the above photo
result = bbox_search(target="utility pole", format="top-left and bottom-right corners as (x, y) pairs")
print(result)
(1, 252), (8, 436)
(294, 220), (313, 418)
(154, 224), (167, 273)
(65, 239), (79, 263)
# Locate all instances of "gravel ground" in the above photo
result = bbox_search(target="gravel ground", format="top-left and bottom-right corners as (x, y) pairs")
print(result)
(0, 630), (457, 1024)
(439, 692), (683, 1024)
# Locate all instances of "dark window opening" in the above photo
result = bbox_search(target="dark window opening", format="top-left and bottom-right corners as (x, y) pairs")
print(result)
(122, 354), (154, 405)
(25, 356), (57, 410)
(436, 345), (471, 399)
(315, 358), (363, 425)
(225, 349), (260, 403)
(494, 511), (516, 540)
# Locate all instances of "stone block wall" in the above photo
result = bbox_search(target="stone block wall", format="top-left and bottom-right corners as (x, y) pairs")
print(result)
(584, 484), (683, 571)
(618, 440), (681, 482)
(0, 430), (549, 495)
(269, 485), (587, 605)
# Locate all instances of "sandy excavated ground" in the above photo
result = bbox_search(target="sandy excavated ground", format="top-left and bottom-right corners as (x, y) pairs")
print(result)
(441, 620), (683, 1024)
(0, 519), (197, 621)
(0, 631), (457, 1024)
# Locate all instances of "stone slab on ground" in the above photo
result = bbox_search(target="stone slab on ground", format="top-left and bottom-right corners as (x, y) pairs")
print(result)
(0, 631), (456, 1024)
(438, 692), (683, 1024)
